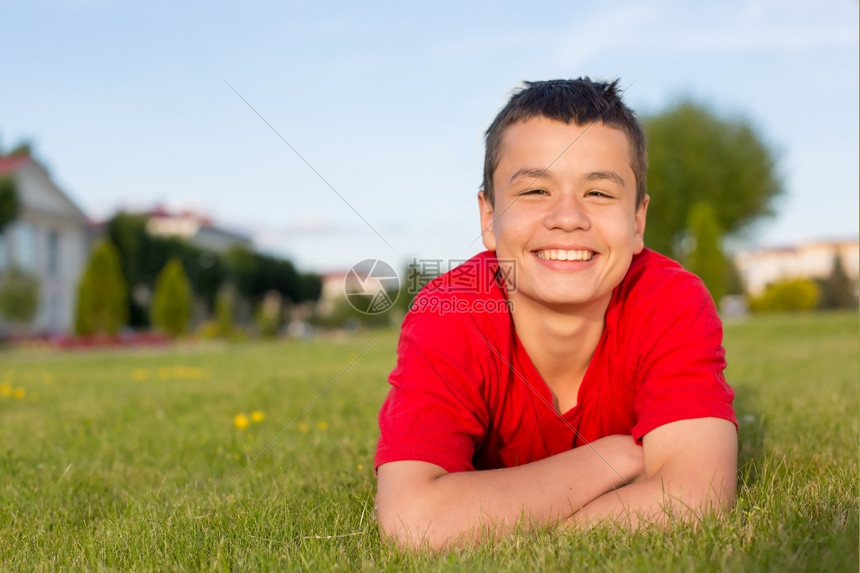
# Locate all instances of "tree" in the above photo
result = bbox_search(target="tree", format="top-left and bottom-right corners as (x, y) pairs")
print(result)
(106, 212), (228, 326)
(643, 102), (783, 258)
(0, 267), (39, 324)
(75, 240), (128, 335)
(150, 258), (192, 337)
(818, 254), (857, 309)
(683, 202), (726, 303)
(215, 287), (235, 337)
(0, 175), (19, 234)
(298, 273), (323, 304)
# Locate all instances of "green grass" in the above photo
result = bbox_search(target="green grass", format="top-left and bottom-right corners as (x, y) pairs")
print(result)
(0, 312), (857, 571)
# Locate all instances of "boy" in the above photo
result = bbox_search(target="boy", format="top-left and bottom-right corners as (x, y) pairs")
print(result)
(375, 78), (738, 550)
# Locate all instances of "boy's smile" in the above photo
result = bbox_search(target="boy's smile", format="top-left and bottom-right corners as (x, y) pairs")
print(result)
(479, 116), (648, 312)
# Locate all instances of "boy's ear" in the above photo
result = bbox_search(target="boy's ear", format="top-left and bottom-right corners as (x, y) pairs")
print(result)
(633, 194), (649, 254)
(478, 190), (496, 251)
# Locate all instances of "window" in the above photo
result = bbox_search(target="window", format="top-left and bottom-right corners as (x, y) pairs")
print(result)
(47, 230), (59, 276)
(14, 222), (37, 272)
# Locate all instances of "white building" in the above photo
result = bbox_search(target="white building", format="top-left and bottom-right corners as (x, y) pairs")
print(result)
(0, 155), (91, 333)
(734, 239), (859, 296)
(145, 207), (253, 254)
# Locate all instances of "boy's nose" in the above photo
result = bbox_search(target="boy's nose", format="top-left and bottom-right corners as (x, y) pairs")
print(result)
(544, 194), (590, 231)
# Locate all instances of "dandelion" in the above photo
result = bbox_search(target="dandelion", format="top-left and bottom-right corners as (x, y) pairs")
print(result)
(0, 384), (11, 397)
(250, 411), (265, 423)
(233, 413), (250, 429)
(316, 421), (329, 431)
(186, 367), (205, 379)
(297, 421), (311, 434)
(131, 368), (150, 381)
(12, 387), (25, 400)
(357, 464), (364, 471)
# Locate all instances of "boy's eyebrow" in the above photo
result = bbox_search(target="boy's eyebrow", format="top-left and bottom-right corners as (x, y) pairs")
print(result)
(509, 167), (554, 184)
(509, 168), (627, 187)
(583, 170), (627, 187)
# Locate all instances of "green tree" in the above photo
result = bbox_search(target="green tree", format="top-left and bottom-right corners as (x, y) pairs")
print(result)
(75, 240), (128, 335)
(818, 254), (857, 309)
(0, 267), (39, 324)
(151, 258), (192, 337)
(215, 287), (235, 337)
(644, 102), (783, 258)
(0, 175), (19, 234)
(298, 273), (323, 304)
(683, 202), (726, 303)
(106, 212), (228, 326)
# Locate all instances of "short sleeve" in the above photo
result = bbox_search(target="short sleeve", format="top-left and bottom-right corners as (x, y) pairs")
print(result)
(630, 275), (737, 442)
(375, 303), (490, 473)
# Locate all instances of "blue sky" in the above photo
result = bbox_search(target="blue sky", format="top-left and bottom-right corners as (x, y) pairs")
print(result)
(2, 0), (857, 273)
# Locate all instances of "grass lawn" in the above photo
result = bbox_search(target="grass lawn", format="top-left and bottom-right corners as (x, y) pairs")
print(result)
(1, 312), (857, 571)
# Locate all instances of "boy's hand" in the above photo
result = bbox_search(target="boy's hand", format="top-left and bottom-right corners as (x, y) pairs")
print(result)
(376, 434), (646, 550)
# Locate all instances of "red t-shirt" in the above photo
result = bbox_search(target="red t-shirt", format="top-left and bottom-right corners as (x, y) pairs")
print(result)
(375, 249), (736, 473)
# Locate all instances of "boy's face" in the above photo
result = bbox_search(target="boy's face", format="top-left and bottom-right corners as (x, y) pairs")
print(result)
(479, 116), (648, 311)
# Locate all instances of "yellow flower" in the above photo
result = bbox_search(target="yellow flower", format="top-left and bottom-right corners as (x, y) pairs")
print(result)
(250, 411), (265, 423)
(297, 421), (310, 434)
(233, 413), (250, 429)
(357, 464), (364, 470)
(0, 384), (11, 397)
(187, 367), (205, 379)
(12, 387), (25, 399)
(316, 421), (328, 431)
(131, 368), (150, 381)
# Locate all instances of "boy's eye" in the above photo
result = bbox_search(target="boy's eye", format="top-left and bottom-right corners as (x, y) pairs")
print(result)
(520, 188), (548, 196)
(586, 189), (612, 199)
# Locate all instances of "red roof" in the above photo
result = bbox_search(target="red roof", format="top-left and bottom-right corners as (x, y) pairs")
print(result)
(0, 154), (31, 175)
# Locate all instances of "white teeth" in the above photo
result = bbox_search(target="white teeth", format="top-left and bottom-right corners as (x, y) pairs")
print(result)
(536, 249), (594, 261)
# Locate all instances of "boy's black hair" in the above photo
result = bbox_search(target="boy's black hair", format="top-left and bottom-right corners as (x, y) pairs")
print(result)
(481, 78), (647, 208)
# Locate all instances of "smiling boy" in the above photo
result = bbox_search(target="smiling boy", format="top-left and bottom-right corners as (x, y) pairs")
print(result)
(375, 79), (738, 550)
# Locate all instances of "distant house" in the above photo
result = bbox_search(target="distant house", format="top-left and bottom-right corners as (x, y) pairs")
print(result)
(144, 206), (253, 254)
(0, 155), (91, 333)
(734, 239), (859, 296)
(318, 270), (349, 317)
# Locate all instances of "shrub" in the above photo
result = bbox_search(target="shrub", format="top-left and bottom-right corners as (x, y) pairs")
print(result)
(0, 267), (39, 324)
(150, 258), (192, 337)
(255, 291), (283, 339)
(75, 240), (128, 335)
(749, 278), (821, 313)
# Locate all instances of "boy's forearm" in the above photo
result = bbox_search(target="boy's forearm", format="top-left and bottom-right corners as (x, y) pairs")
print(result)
(376, 435), (642, 550)
(567, 467), (737, 530)
(567, 420), (739, 530)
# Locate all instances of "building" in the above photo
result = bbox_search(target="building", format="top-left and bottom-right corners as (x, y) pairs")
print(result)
(144, 206), (253, 254)
(0, 154), (91, 333)
(734, 239), (859, 296)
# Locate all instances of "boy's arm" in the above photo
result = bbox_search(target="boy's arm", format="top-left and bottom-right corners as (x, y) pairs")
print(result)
(568, 417), (737, 528)
(376, 434), (643, 551)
